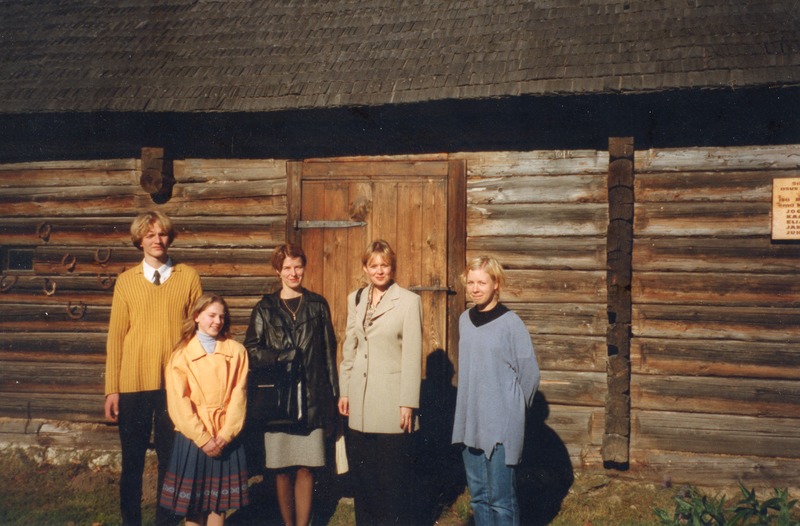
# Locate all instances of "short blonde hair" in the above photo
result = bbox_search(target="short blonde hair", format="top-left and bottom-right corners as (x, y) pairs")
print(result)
(461, 255), (506, 291)
(130, 211), (175, 249)
(362, 239), (396, 271)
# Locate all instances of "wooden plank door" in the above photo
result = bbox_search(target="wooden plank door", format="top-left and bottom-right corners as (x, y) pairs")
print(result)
(287, 158), (465, 380)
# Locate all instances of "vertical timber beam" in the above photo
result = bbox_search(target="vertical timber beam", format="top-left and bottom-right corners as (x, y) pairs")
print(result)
(603, 137), (634, 468)
(447, 159), (467, 386)
(286, 161), (302, 245)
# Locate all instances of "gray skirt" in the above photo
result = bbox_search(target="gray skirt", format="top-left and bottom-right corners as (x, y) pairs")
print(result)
(265, 427), (325, 469)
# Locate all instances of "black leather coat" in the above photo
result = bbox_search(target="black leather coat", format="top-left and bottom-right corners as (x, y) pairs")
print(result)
(243, 289), (339, 430)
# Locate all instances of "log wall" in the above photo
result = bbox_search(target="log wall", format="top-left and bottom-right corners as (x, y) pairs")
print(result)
(631, 144), (800, 488)
(0, 157), (286, 423)
(455, 150), (610, 469)
(3, 144), (800, 489)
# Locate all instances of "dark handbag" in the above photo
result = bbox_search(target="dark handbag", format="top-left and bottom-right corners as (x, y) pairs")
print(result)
(248, 355), (307, 429)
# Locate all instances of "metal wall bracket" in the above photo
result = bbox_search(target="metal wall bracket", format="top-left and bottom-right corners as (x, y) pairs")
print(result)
(294, 220), (367, 229)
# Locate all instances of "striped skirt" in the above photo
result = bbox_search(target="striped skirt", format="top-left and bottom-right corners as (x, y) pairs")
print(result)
(159, 432), (250, 516)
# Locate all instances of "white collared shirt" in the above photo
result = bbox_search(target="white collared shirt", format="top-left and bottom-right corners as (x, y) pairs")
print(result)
(143, 258), (173, 284)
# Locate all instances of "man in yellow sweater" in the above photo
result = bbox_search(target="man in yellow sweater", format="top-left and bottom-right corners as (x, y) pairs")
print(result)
(104, 211), (203, 526)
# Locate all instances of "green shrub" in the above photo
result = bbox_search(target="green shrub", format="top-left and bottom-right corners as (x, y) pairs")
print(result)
(654, 483), (800, 526)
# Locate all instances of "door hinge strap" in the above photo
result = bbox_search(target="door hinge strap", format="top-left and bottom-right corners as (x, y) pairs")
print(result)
(408, 286), (453, 294)
(294, 220), (367, 229)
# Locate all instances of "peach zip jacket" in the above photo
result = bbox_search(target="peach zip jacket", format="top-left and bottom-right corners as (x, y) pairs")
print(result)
(165, 336), (249, 448)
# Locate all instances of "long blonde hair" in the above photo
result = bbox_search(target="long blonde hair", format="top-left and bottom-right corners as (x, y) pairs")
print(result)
(173, 293), (231, 351)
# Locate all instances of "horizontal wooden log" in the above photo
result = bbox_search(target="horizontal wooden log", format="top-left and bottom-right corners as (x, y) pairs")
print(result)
(629, 450), (800, 490)
(0, 178), (284, 203)
(633, 305), (800, 342)
(0, 184), (144, 202)
(0, 361), (104, 394)
(632, 337), (800, 379)
(635, 145), (800, 172)
(633, 271), (800, 307)
(635, 170), (788, 202)
(0, 159), (137, 171)
(0, 274), (277, 297)
(467, 174), (606, 204)
(174, 158), (287, 182)
(0, 392), (104, 422)
(540, 371), (607, 406)
(468, 203), (608, 236)
(0, 303), (258, 332)
(634, 236), (800, 272)
(502, 269), (606, 303)
(455, 150), (608, 176)
(0, 333), (106, 362)
(512, 303), (608, 337)
(0, 168), (138, 188)
(0, 216), (286, 247)
(33, 247), (275, 277)
(630, 452), (800, 492)
(533, 335), (607, 372)
(467, 236), (606, 270)
(633, 410), (800, 458)
(0, 418), (122, 451)
(0, 192), (286, 217)
(631, 375), (800, 418)
(635, 202), (770, 236)
(545, 404), (605, 445)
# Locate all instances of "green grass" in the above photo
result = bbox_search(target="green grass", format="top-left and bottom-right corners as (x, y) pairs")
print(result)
(0, 448), (704, 526)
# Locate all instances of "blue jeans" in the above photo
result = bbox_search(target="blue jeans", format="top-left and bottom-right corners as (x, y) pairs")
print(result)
(462, 444), (519, 526)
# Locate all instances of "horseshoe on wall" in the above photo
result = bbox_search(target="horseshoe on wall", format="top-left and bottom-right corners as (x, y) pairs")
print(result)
(66, 301), (87, 320)
(94, 248), (112, 265)
(43, 278), (57, 296)
(97, 273), (114, 289)
(0, 275), (18, 292)
(37, 222), (52, 242)
(61, 253), (77, 272)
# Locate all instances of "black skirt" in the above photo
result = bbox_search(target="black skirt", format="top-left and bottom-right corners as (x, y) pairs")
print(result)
(159, 432), (250, 516)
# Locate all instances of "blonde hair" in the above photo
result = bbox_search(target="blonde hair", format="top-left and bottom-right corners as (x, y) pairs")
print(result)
(174, 293), (231, 351)
(362, 239), (396, 271)
(461, 255), (506, 292)
(130, 210), (175, 249)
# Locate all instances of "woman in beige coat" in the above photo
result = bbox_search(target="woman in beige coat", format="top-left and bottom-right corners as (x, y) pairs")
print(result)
(338, 239), (423, 525)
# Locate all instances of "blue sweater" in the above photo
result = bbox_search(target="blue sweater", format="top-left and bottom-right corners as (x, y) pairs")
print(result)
(451, 306), (540, 465)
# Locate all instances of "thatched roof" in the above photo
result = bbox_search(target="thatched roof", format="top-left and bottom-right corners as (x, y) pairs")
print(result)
(1, 0), (798, 114)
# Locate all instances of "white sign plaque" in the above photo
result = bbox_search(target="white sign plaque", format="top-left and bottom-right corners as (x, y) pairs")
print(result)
(772, 177), (800, 240)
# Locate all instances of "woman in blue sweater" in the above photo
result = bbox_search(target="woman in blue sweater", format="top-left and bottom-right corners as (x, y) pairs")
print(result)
(452, 255), (540, 526)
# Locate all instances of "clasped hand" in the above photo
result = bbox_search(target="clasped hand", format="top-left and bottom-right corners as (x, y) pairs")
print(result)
(201, 436), (228, 458)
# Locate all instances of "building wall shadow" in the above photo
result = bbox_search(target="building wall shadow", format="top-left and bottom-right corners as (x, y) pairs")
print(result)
(517, 391), (575, 525)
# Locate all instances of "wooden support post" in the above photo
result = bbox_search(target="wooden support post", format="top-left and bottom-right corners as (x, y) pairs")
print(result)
(603, 137), (634, 468)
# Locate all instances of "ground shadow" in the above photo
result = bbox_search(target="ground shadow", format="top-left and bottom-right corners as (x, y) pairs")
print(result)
(228, 424), (346, 525)
(415, 349), (465, 525)
(517, 392), (575, 525)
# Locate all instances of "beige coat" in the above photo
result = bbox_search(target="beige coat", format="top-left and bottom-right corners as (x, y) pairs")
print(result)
(339, 283), (423, 434)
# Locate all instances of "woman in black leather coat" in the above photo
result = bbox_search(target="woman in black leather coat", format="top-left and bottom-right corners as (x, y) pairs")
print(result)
(244, 243), (338, 526)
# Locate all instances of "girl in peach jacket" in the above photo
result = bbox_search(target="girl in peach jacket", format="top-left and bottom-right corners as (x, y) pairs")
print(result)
(160, 294), (249, 526)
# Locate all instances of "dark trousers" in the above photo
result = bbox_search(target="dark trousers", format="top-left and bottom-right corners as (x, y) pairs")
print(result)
(118, 390), (178, 526)
(347, 429), (416, 525)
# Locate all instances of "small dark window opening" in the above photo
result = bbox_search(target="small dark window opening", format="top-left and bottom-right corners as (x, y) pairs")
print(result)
(3, 247), (34, 272)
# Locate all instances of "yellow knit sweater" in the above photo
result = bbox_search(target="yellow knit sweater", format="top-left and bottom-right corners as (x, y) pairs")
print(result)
(105, 262), (203, 395)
